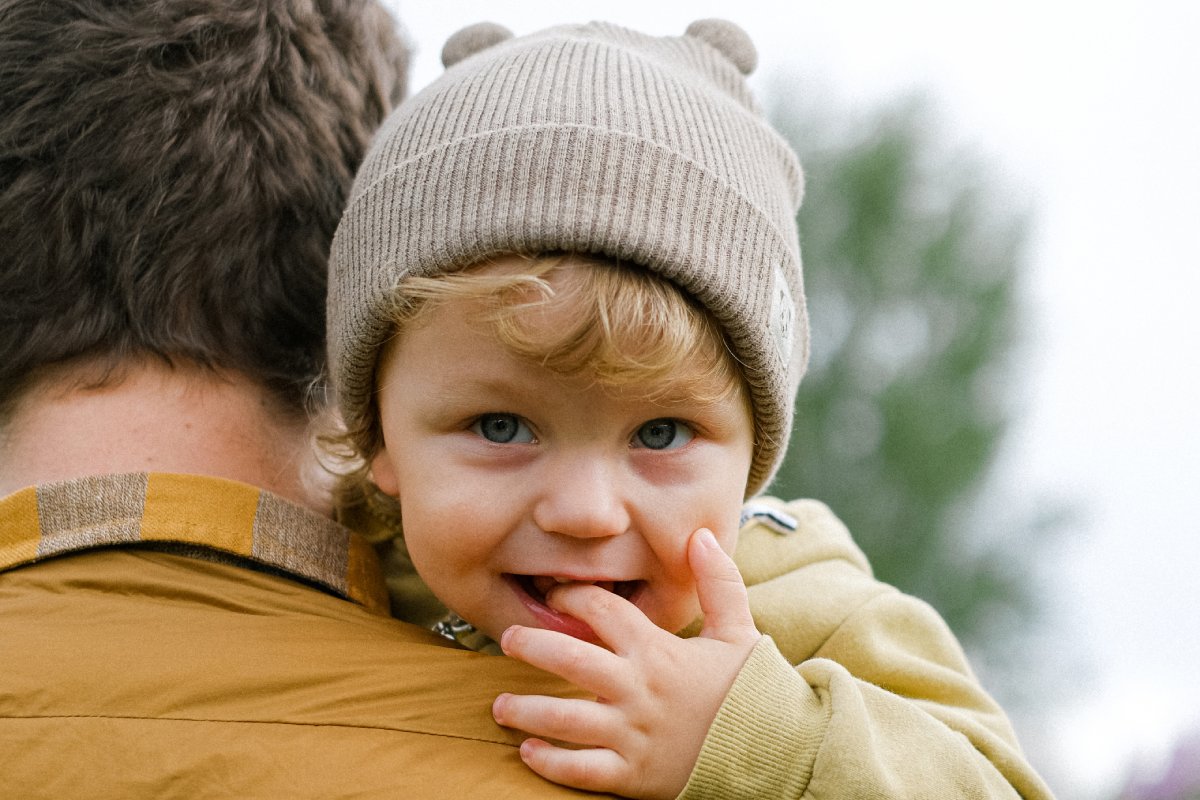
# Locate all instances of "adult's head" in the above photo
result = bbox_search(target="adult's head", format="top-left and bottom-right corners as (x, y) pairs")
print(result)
(0, 0), (408, 424)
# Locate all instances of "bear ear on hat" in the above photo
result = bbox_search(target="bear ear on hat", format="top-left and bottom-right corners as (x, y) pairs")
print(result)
(685, 19), (757, 75)
(441, 21), (514, 68)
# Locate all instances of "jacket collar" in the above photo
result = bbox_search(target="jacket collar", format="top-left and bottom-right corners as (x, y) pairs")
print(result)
(0, 472), (388, 614)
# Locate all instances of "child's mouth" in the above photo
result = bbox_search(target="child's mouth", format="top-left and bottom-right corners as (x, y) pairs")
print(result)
(520, 575), (641, 604)
(504, 574), (643, 642)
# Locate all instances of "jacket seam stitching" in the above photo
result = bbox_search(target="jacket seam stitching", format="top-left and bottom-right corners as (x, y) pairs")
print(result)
(0, 713), (519, 748)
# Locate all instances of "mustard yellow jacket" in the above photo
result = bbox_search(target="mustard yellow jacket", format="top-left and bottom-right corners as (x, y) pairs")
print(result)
(0, 473), (607, 798)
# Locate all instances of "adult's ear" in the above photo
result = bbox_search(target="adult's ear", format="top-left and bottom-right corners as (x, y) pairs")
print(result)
(371, 447), (400, 497)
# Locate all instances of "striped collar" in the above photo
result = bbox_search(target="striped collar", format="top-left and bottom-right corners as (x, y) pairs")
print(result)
(0, 472), (388, 615)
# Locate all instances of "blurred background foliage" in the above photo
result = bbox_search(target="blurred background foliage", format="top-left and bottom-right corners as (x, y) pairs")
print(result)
(762, 78), (1200, 800)
(762, 79), (1071, 706)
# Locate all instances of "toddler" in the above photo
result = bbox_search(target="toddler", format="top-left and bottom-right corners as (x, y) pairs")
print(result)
(326, 19), (1054, 800)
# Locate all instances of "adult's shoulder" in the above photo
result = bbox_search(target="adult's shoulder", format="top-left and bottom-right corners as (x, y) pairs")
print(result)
(0, 548), (607, 798)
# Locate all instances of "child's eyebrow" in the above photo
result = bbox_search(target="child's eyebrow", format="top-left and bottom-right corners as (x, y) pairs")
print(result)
(421, 375), (533, 405)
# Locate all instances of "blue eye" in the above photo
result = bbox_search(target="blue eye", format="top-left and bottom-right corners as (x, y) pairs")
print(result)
(471, 413), (534, 444)
(634, 419), (693, 450)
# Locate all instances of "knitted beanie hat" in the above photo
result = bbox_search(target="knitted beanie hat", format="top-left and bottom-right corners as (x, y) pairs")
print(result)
(328, 19), (807, 495)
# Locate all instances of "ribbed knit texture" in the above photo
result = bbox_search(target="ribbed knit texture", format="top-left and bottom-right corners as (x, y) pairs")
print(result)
(679, 636), (826, 798)
(328, 20), (807, 494)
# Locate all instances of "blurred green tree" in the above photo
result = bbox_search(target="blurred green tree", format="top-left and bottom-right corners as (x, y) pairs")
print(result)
(765, 83), (1066, 690)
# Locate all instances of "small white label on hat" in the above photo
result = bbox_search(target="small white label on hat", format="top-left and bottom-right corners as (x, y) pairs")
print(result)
(769, 262), (795, 364)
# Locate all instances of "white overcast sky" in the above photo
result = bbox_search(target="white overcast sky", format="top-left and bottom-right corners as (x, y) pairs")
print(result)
(384, 2), (1200, 798)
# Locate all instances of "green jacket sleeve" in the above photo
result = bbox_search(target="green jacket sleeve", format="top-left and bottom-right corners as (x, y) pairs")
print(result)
(676, 497), (1054, 799)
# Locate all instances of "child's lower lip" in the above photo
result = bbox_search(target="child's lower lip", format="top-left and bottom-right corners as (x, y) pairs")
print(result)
(503, 574), (602, 643)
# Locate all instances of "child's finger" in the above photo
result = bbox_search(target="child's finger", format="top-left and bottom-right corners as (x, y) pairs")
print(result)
(500, 624), (631, 698)
(689, 528), (759, 643)
(518, 738), (628, 795)
(542, 582), (660, 657)
(492, 692), (622, 750)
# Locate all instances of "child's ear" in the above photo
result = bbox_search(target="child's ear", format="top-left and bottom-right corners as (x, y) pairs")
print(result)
(370, 448), (400, 497)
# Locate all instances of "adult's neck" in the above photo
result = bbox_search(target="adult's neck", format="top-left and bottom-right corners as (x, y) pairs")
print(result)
(0, 360), (329, 514)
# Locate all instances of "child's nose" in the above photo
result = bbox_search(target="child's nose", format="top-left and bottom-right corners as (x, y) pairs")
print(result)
(532, 456), (631, 540)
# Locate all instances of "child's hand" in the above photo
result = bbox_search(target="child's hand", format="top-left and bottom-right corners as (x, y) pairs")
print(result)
(491, 528), (762, 800)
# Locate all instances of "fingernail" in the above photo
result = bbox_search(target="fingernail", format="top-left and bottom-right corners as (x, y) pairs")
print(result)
(492, 693), (509, 723)
(500, 625), (515, 652)
(698, 528), (719, 549)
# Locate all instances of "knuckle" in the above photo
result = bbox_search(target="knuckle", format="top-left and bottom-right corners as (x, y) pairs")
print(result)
(559, 643), (592, 677)
(583, 587), (618, 617)
(565, 757), (606, 790)
(545, 701), (575, 733)
(714, 565), (746, 588)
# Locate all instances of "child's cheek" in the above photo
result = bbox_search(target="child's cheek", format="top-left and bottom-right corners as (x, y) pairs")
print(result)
(712, 525), (739, 556)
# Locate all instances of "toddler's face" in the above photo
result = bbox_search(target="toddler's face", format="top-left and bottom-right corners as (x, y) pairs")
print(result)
(370, 268), (754, 645)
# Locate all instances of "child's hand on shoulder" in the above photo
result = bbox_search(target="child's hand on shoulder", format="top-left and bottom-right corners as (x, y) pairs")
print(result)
(491, 528), (762, 800)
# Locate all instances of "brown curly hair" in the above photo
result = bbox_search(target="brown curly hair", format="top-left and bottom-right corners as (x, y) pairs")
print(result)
(0, 0), (408, 419)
